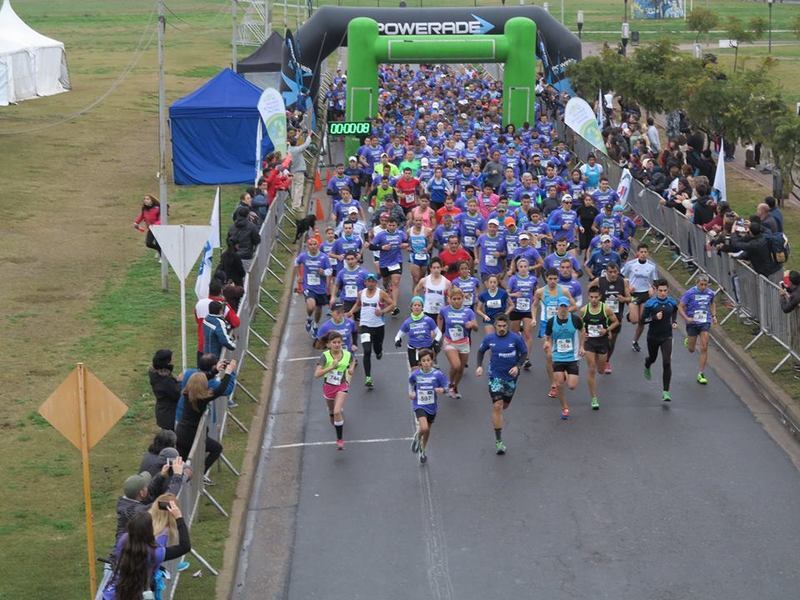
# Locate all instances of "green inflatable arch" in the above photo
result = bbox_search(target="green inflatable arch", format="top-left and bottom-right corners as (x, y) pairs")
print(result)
(345, 16), (537, 155)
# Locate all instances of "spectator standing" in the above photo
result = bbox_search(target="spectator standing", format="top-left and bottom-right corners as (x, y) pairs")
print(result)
(288, 131), (312, 210)
(219, 238), (246, 287)
(114, 460), (185, 540)
(765, 196), (784, 233)
(139, 430), (178, 475)
(227, 206), (261, 271)
(756, 203), (779, 234)
(194, 280), (240, 366)
(716, 221), (782, 281)
(149, 349), (181, 430)
(133, 194), (162, 258)
(645, 117), (661, 153)
(780, 271), (800, 314)
(202, 301), (236, 358)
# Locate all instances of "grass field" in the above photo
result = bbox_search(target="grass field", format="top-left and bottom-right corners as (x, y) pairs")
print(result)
(0, 0), (798, 598)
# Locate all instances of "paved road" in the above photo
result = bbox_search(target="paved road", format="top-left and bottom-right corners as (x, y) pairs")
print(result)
(235, 243), (800, 599)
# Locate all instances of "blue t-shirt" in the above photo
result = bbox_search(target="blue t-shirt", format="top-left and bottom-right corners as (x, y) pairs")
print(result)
(372, 229), (407, 268)
(543, 251), (581, 274)
(440, 305), (476, 342)
(586, 249), (623, 278)
(592, 188), (620, 210)
(335, 266), (368, 302)
(547, 208), (579, 243)
(399, 315), (440, 349)
(478, 331), (528, 379)
(476, 233), (506, 275)
(508, 274), (538, 313)
(478, 288), (509, 319)
(295, 251), (332, 294)
(452, 275), (480, 307)
(316, 317), (358, 348)
(680, 286), (716, 324)
(458, 212), (485, 250)
(409, 368), (449, 415)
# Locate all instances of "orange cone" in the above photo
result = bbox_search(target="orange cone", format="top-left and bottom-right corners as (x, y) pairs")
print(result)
(313, 225), (322, 244)
(315, 198), (326, 223)
(314, 169), (322, 192)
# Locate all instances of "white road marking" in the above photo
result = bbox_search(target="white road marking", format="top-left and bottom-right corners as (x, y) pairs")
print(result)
(272, 436), (413, 449)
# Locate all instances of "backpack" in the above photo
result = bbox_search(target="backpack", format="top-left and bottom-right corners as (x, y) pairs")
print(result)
(766, 232), (790, 264)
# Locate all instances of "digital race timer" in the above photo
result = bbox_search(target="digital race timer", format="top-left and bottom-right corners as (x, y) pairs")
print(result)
(327, 121), (371, 136)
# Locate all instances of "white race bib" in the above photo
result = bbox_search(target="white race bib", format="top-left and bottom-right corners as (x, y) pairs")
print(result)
(405, 193), (415, 202)
(388, 263), (401, 272)
(325, 369), (343, 385)
(486, 299), (501, 309)
(546, 305), (557, 319)
(693, 309), (708, 322)
(344, 284), (358, 298)
(464, 235), (475, 246)
(417, 389), (434, 405)
(606, 298), (619, 313)
(448, 326), (464, 340)
(414, 252), (428, 261)
(485, 254), (498, 266)
(360, 333), (371, 343)
(507, 242), (518, 253)
(587, 324), (603, 338)
(307, 272), (321, 286)
(464, 293), (474, 306)
(556, 338), (573, 353)
(516, 297), (531, 311)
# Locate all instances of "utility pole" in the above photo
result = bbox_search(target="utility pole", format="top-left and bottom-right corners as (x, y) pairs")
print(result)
(232, 1), (238, 70)
(157, 0), (169, 291)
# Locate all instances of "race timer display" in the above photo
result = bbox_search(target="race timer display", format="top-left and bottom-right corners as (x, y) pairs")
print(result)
(327, 121), (371, 136)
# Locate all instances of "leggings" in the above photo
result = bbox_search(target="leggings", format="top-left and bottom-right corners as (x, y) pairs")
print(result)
(645, 337), (672, 391)
(360, 325), (385, 377)
(176, 425), (223, 473)
(145, 229), (161, 254)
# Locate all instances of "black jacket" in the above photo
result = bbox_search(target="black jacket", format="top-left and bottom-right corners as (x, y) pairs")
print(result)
(220, 249), (246, 287)
(114, 473), (184, 540)
(723, 234), (781, 277)
(693, 196), (715, 227)
(227, 218), (261, 260)
(149, 367), (181, 430)
(687, 149), (714, 180)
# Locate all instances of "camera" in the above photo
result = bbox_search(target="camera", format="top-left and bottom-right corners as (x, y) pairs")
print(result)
(157, 501), (170, 510)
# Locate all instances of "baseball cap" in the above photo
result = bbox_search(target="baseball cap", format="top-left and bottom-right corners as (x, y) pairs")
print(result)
(332, 301), (345, 311)
(487, 218), (499, 226)
(504, 217), (516, 227)
(347, 206), (359, 214)
(348, 156), (357, 162)
(557, 297), (570, 307)
(612, 204), (625, 213)
(123, 472), (152, 498)
(600, 234), (612, 242)
(420, 157), (429, 165)
(158, 447), (180, 461)
(561, 194), (573, 203)
(519, 232), (530, 240)
(380, 152), (389, 158)
(365, 273), (378, 281)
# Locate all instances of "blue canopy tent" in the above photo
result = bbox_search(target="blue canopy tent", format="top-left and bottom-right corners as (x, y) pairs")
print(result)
(170, 68), (274, 185)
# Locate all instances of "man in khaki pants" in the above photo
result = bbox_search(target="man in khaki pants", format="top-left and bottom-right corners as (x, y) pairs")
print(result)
(289, 130), (312, 210)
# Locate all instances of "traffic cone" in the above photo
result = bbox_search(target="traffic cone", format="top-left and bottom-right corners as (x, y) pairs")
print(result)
(314, 169), (322, 192)
(313, 225), (322, 244)
(315, 198), (326, 223)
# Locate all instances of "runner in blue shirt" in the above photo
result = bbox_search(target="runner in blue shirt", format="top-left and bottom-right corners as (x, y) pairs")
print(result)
(394, 296), (442, 368)
(544, 239), (583, 275)
(507, 258), (538, 369)
(330, 222), (364, 274)
(544, 299), (584, 420)
(370, 217), (408, 315)
(476, 274), (509, 334)
(508, 232), (543, 276)
(585, 235), (623, 279)
(425, 167), (452, 210)
(408, 349), (449, 464)
(591, 177), (620, 210)
(642, 279), (679, 402)
(547, 195), (579, 246)
(580, 154), (603, 190)
(452, 262), (481, 310)
(457, 200), (485, 255)
(331, 253), (369, 314)
(315, 302), (358, 353)
(440, 286), (478, 399)
(475, 314), (528, 455)
(475, 219), (506, 280)
(294, 237), (332, 337)
(566, 169), (587, 199)
(678, 274), (717, 385)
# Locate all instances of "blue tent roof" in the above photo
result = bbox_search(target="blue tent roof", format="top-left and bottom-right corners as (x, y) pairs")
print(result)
(170, 68), (274, 185)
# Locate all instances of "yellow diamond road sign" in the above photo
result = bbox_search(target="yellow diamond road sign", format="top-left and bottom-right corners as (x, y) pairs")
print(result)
(39, 366), (128, 450)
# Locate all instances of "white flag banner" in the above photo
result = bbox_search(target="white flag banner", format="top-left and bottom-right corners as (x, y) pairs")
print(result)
(712, 138), (727, 204)
(565, 97), (607, 155)
(194, 188), (221, 299)
(617, 168), (633, 208)
(257, 87), (287, 156)
(255, 121), (263, 185)
(596, 89), (604, 128)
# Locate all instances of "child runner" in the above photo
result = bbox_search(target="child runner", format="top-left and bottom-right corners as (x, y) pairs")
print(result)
(476, 275), (509, 335)
(394, 296), (442, 369)
(313, 331), (356, 450)
(409, 349), (449, 464)
(439, 286), (478, 398)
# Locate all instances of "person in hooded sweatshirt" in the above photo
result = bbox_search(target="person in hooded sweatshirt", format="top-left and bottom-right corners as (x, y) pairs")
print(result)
(226, 206), (261, 270)
(149, 349), (182, 430)
(203, 301), (236, 358)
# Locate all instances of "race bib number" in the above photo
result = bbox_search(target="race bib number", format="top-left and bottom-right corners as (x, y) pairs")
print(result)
(516, 297), (531, 311)
(307, 272), (321, 286)
(405, 194), (415, 203)
(485, 254), (498, 266)
(507, 242), (518, 253)
(486, 299), (501, 309)
(344, 284), (358, 298)
(417, 390), (434, 405)
(606, 298), (619, 313)
(360, 333), (371, 343)
(546, 306), (557, 319)
(388, 263), (401, 272)
(464, 293), (474, 306)
(464, 235), (475, 246)
(556, 338), (573, 353)
(325, 370), (343, 385)
(693, 309), (708, 322)
(414, 252), (428, 261)
(587, 324), (603, 338)
(448, 326), (464, 340)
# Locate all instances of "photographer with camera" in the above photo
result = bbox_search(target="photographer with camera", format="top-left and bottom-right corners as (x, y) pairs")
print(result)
(288, 128), (312, 210)
(780, 271), (800, 314)
(714, 219), (782, 281)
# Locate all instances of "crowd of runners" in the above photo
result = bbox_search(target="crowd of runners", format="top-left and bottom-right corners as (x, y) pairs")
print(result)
(295, 64), (718, 462)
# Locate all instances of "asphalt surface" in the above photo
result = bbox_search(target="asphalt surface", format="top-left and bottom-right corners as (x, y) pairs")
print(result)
(234, 246), (800, 600)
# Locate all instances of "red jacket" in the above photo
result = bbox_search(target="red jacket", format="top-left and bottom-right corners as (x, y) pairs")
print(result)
(135, 205), (161, 228)
(266, 167), (290, 202)
(194, 296), (241, 352)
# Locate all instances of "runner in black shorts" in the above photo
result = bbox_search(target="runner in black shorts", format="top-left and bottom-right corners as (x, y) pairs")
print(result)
(589, 262), (631, 373)
(580, 286), (619, 410)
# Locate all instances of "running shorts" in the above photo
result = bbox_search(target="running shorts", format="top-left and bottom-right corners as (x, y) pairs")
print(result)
(553, 361), (579, 375)
(686, 322), (711, 337)
(414, 408), (436, 423)
(488, 376), (517, 402)
(584, 337), (610, 355)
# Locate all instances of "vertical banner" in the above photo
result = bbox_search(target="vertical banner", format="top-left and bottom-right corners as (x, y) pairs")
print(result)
(596, 88), (604, 128)
(258, 88), (288, 158)
(565, 97), (607, 155)
(194, 188), (221, 300)
(617, 168), (633, 207)
(712, 138), (727, 204)
(255, 120), (263, 185)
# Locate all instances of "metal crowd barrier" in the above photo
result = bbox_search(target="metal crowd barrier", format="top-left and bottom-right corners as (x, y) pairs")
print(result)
(557, 121), (800, 373)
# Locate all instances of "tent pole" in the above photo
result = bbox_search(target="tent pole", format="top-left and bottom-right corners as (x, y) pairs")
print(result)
(232, 0), (238, 71)
(157, 0), (169, 292)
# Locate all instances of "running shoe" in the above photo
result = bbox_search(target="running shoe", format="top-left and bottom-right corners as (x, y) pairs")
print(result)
(375, 351), (383, 360)
(632, 341), (641, 352)
(495, 440), (507, 455)
(523, 359), (532, 371)
(419, 450), (427, 464)
(560, 408), (570, 420)
(591, 397), (600, 410)
(365, 376), (374, 389)
(548, 385), (558, 398)
(336, 439), (344, 450)
(644, 366), (652, 380)
(454, 386), (462, 400)
(411, 431), (420, 453)
(304, 319), (312, 334)
(310, 322), (318, 338)
(696, 372), (708, 385)
(684, 337), (689, 348)
(177, 561), (190, 572)
(662, 391), (672, 402)
(604, 362), (613, 374)
(447, 384), (457, 399)
(391, 307), (400, 316)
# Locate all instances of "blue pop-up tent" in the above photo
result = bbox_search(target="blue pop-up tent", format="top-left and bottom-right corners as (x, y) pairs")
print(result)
(170, 68), (274, 185)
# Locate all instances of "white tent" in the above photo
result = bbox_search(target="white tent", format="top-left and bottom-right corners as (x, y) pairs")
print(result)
(0, 0), (70, 106)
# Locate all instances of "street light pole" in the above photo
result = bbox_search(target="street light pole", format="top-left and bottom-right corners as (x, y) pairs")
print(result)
(157, 0), (169, 291)
(577, 10), (584, 39)
(768, 0), (773, 54)
(621, 21), (630, 56)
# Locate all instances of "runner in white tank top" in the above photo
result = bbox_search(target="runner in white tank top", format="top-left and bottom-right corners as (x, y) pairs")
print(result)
(415, 257), (451, 321)
(359, 287), (384, 328)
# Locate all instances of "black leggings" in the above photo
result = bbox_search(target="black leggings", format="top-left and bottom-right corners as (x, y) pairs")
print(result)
(360, 325), (385, 377)
(145, 229), (161, 254)
(645, 337), (673, 391)
(176, 424), (223, 473)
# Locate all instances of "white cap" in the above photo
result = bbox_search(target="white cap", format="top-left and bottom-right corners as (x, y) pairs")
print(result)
(348, 206), (359, 214)
(348, 156), (357, 162)
(487, 218), (500, 226)
(600, 234), (612, 242)
(420, 157), (429, 165)
(519, 232), (530, 240)
(432, 101), (440, 109)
